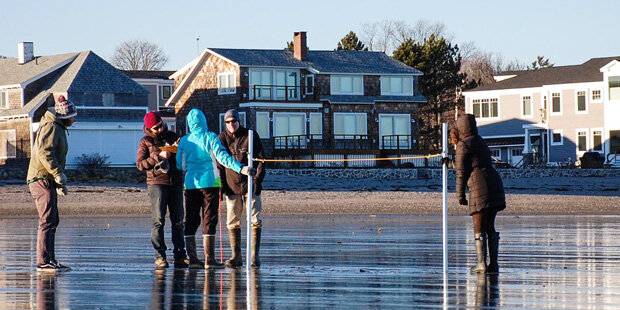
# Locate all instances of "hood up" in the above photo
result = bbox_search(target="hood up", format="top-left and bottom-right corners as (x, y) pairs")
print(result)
(187, 108), (208, 134)
(456, 113), (478, 139)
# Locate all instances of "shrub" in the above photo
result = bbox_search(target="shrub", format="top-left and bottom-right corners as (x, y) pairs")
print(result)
(75, 153), (110, 177)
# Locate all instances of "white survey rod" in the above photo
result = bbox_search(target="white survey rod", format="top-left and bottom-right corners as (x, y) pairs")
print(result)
(441, 122), (449, 305)
(246, 130), (254, 275)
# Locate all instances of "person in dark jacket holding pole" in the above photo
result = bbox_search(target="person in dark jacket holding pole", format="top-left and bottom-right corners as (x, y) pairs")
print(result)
(218, 109), (266, 268)
(27, 95), (76, 272)
(454, 114), (506, 274)
(136, 111), (187, 269)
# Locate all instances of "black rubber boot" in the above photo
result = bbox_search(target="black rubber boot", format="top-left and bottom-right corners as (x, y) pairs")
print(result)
(251, 226), (261, 268)
(470, 233), (487, 274)
(203, 235), (224, 269)
(184, 235), (203, 269)
(225, 228), (242, 268)
(486, 232), (500, 274)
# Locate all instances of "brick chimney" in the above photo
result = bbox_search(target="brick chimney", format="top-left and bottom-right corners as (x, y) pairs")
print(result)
(293, 32), (307, 61)
(18, 42), (34, 64)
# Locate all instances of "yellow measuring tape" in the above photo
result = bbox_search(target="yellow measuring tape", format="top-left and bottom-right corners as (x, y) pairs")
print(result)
(255, 154), (442, 163)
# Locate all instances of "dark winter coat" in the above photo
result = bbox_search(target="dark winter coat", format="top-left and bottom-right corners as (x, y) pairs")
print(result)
(455, 114), (506, 215)
(218, 126), (266, 196)
(136, 124), (183, 186)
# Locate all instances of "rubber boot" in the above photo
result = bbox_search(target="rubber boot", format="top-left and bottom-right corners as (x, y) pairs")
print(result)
(486, 232), (500, 274)
(470, 233), (487, 274)
(203, 235), (224, 269)
(251, 226), (261, 268)
(185, 235), (203, 269)
(225, 228), (242, 268)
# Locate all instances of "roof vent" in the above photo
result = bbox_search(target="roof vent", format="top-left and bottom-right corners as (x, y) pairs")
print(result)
(18, 42), (34, 64)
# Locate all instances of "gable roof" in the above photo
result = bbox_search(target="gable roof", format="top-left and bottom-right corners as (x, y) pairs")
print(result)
(208, 48), (423, 75)
(468, 56), (620, 92)
(0, 52), (78, 86)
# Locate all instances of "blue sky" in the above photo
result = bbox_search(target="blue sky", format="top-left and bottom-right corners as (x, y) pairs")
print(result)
(1, 0), (617, 70)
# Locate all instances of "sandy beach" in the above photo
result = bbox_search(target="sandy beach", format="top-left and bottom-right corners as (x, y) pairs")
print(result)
(1, 175), (618, 217)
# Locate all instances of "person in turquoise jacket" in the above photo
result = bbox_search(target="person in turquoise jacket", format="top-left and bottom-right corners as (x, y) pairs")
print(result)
(176, 108), (255, 269)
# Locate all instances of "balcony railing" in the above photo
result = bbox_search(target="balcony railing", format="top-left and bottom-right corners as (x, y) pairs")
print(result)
(273, 135), (324, 150)
(249, 85), (318, 101)
(381, 135), (413, 150)
(333, 135), (373, 150)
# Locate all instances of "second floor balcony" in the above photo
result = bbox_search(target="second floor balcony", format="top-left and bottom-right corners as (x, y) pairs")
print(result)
(249, 84), (319, 102)
(272, 134), (414, 151)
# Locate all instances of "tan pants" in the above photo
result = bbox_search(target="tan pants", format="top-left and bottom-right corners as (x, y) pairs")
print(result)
(224, 194), (262, 230)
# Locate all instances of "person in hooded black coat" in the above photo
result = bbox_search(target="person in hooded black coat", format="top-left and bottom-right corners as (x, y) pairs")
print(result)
(453, 114), (506, 274)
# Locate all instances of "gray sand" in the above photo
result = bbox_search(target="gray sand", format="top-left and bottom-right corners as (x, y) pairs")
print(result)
(1, 175), (618, 216)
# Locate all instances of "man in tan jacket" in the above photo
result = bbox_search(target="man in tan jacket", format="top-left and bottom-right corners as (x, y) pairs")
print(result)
(27, 95), (76, 272)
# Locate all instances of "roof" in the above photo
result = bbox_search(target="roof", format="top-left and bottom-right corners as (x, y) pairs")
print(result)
(469, 56), (620, 92)
(0, 52), (78, 86)
(122, 70), (175, 80)
(208, 48), (423, 75)
(320, 94), (426, 104)
(485, 136), (540, 146)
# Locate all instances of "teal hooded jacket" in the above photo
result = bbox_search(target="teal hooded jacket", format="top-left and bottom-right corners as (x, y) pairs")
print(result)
(176, 109), (243, 189)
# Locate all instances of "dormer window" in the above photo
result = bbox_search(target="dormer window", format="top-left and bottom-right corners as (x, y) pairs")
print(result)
(331, 75), (363, 95)
(381, 76), (413, 96)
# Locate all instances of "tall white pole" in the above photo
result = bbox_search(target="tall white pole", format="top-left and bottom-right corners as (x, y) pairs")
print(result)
(441, 122), (449, 307)
(246, 130), (254, 309)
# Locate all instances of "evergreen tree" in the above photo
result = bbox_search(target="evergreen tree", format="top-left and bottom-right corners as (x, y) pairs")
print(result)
(285, 41), (294, 51)
(336, 31), (368, 51)
(529, 55), (553, 70)
(393, 35), (464, 148)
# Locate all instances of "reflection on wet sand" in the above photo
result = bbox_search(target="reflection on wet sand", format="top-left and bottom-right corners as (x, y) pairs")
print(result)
(36, 273), (57, 310)
(473, 274), (499, 308)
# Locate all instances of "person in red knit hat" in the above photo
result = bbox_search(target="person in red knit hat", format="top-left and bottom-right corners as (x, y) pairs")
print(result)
(136, 112), (188, 269)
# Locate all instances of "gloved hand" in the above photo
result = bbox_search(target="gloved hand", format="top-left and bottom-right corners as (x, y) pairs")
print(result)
(441, 157), (451, 166)
(54, 173), (67, 185)
(459, 198), (468, 206)
(56, 185), (68, 196)
(240, 166), (256, 177)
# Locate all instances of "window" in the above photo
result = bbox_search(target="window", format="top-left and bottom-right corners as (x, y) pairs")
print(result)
(609, 77), (620, 100)
(255, 112), (270, 138)
(305, 75), (314, 95)
(592, 89), (601, 102)
(592, 130), (603, 152)
(333, 113), (367, 138)
(273, 113), (305, 137)
(576, 91), (587, 112)
(218, 112), (246, 133)
(381, 76), (413, 95)
(250, 69), (272, 100)
(522, 95), (532, 117)
(551, 130), (563, 146)
(511, 148), (522, 157)
(489, 148), (500, 158)
(577, 130), (587, 152)
(162, 86), (172, 100)
(217, 73), (236, 95)
(0, 130), (16, 158)
(249, 69), (299, 100)
(472, 98), (498, 118)
(102, 93), (114, 106)
(610, 130), (620, 153)
(331, 75), (363, 95)
(309, 113), (322, 139)
(379, 114), (411, 149)
(0, 91), (7, 109)
(551, 92), (561, 113)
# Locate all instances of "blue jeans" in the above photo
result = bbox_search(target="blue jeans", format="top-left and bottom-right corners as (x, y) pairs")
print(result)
(148, 184), (186, 259)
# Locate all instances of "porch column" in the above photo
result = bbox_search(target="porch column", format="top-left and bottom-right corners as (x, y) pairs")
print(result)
(522, 128), (533, 167)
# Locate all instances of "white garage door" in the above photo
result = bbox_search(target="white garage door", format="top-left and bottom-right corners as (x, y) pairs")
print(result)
(66, 122), (144, 167)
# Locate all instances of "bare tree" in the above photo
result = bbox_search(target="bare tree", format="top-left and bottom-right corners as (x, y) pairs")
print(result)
(359, 19), (450, 55)
(111, 39), (168, 70)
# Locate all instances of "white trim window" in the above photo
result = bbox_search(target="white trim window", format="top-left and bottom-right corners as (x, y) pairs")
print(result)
(609, 76), (620, 100)
(331, 75), (363, 95)
(218, 112), (246, 133)
(576, 129), (588, 153)
(255, 112), (270, 138)
(591, 89), (602, 103)
(378, 114), (411, 149)
(551, 129), (563, 146)
(102, 93), (114, 106)
(472, 98), (498, 119)
(592, 129), (603, 152)
(489, 148), (500, 159)
(249, 69), (299, 100)
(273, 112), (306, 137)
(380, 76), (413, 96)
(521, 95), (533, 118)
(333, 113), (367, 138)
(0, 90), (8, 109)
(551, 92), (561, 114)
(576, 90), (587, 113)
(305, 75), (315, 95)
(0, 129), (16, 158)
(309, 112), (322, 139)
(162, 85), (172, 100)
(217, 72), (236, 95)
